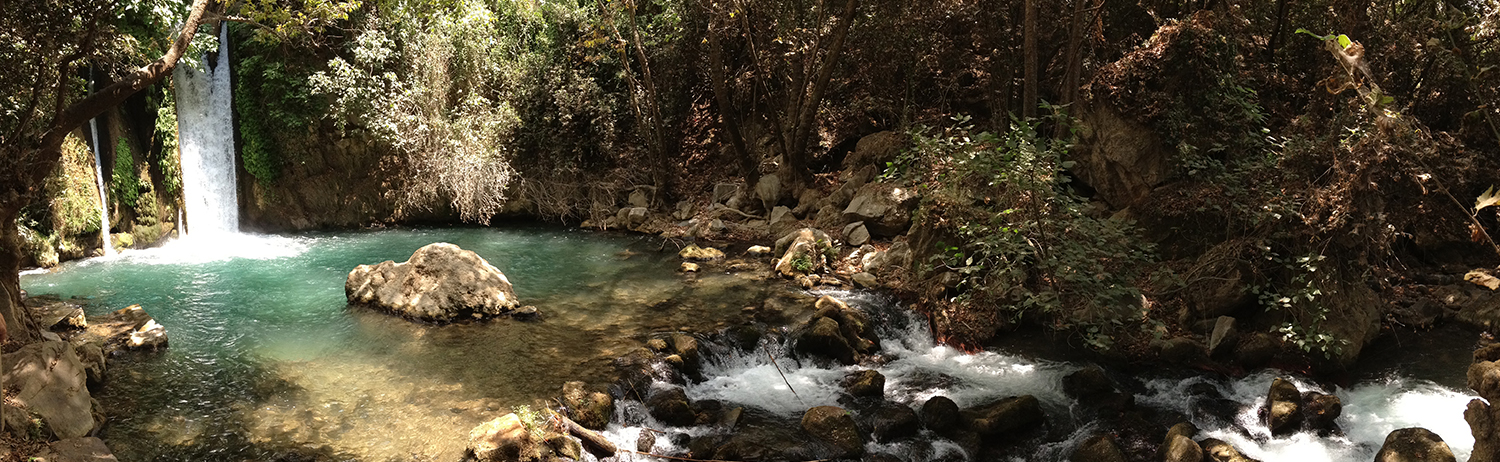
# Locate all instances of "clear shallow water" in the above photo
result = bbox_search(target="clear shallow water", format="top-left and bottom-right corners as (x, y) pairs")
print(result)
(22, 227), (770, 462)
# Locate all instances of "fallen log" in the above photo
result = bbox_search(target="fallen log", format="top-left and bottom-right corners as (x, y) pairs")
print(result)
(558, 414), (616, 458)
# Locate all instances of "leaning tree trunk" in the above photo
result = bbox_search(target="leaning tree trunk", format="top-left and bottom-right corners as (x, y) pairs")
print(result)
(1, 202), (40, 345)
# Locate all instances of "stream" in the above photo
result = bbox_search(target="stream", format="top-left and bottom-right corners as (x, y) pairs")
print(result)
(19, 227), (1483, 462)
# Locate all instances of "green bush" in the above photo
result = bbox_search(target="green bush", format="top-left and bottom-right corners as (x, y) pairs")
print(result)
(111, 138), (141, 208)
(897, 114), (1158, 349)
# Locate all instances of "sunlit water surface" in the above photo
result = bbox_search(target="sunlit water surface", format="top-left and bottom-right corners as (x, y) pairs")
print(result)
(23, 227), (770, 462)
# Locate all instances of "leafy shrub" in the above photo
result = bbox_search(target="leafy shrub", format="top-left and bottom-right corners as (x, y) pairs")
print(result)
(110, 138), (141, 208)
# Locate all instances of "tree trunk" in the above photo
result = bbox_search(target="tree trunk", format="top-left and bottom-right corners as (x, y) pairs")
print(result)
(705, 18), (756, 181)
(780, 0), (859, 186)
(1022, 0), (1039, 119)
(1, 203), (40, 345)
(1266, 0), (1290, 62)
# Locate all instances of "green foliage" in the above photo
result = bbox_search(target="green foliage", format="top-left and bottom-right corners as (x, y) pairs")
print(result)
(234, 47), (318, 185)
(46, 136), (103, 236)
(1250, 251), (1348, 358)
(790, 254), (814, 273)
(152, 87), (182, 196)
(899, 114), (1157, 349)
(111, 139), (142, 209)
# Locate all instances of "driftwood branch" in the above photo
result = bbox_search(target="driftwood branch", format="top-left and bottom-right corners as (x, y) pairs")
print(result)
(557, 414), (616, 458)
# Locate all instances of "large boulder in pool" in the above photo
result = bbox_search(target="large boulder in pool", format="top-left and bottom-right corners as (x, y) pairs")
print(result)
(346, 243), (520, 322)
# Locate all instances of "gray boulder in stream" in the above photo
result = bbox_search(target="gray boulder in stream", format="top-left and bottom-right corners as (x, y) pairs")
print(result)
(345, 243), (520, 322)
(1265, 377), (1303, 436)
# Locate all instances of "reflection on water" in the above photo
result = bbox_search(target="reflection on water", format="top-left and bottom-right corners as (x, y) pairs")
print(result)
(23, 226), (772, 462)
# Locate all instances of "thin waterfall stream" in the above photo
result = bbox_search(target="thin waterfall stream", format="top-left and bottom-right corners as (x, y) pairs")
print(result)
(87, 66), (115, 257)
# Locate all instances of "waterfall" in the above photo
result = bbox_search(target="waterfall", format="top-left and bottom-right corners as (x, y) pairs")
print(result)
(87, 67), (116, 256)
(174, 23), (237, 236)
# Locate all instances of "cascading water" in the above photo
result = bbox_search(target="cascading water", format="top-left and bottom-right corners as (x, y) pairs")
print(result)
(601, 290), (1481, 462)
(87, 67), (116, 257)
(174, 23), (237, 236)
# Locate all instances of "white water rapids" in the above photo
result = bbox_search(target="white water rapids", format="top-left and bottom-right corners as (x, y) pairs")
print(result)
(599, 290), (1479, 461)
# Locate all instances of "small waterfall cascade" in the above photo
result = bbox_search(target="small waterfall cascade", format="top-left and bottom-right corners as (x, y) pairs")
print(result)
(87, 67), (116, 256)
(174, 23), (237, 236)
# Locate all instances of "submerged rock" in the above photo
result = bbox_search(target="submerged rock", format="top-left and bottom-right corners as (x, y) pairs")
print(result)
(1375, 427), (1456, 462)
(78, 304), (168, 353)
(345, 242), (520, 322)
(646, 386), (697, 427)
(842, 370), (885, 398)
(1200, 438), (1261, 462)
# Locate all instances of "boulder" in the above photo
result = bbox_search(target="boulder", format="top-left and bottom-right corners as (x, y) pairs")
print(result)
(346, 243), (520, 322)
(1070, 435), (1127, 462)
(1467, 269), (1500, 291)
(713, 183), (741, 205)
(468, 413), (537, 461)
(775, 228), (833, 278)
(1070, 105), (1169, 208)
(921, 396), (961, 432)
(627, 207), (650, 228)
(1157, 337), (1207, 364)
(1161, 433), (1204, 462)
(851, 272), (879, 288)
(679, 262), (700, 272)
(674, 200), (695, 220)
(561, 381), (614, 431)
(35, 437), (119, 462)
(842, 370), (885, 398)
(74, 341), (106, 386)
(843, 222), (870, 246)
(747, 245), (772, 256)
(860, 402), (919, 443)
(1207, 316), (1237, 357)
(1234, 333), (1279, 368)
(1266, 377), (1303, 437)
(1200, 438), (1261, 462)
(1302, 391), (1342, 434)
(842, 182), (919, 237)
(963, 395), (1043, 436)
(814, 204), (843, 229)
(769, 206), (800, 238)
(1, 341), (97, 439)
(756, 174), (782, 212)
(1467, 345), (1500, 462)
(679, 245), (726, 261)
(545, 434), (583, 461)
(28, 299), (87, 330)
(1062, 364), (1115, 399)
(646, 386), (697, 427)
(1374, 427), (1456, 462)
(629, 188), (651, 208)
(801, 406), (864, 458)
(670, 333), (701, 372)
(843, 131), (905, 171)
(128, 319), (168, 350)
(796, 317), (858, 365)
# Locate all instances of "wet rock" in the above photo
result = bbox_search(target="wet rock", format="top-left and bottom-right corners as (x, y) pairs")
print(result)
(842, 182), (919, 237)
(1208, 316), (1237, 357)
(1070, 434), (1127, 462)
(36, 437), (119, 462)
(843, 222), (870, 246)
(1266, 377), (1303, 437)
(646, 386), (698, 427)
(1, 341), (98, 439)
(1160, 432), (1203, 462)
(1302, 391), (1342, 434)
(670, 333), (701, 372)
(74, 341), (106, 387)
(346, 243), (520, 322)
(1466, 344), (1500, 461)
(860, 402), (919, 443)
(1200, 438), (1261, 462)
(545, 433), (583, 460)
(679, 244), (726, 261)
(78, 305), (161, 353)
(842, 370), (885, 398)
(796, 317), (858, 365)
(128, 319), (168, 350)
(1063, 364), (1115, 398)
(1375, 427), (1456, 462)
(636, 429), (657, 452)
(921, 396), (961, 432)
(468, 413), (536, 461)
(679, 262), (699, 272)
(963, 395), (1043, 436)
(801, 406), (864, 458)
(561, 381), (614, 431)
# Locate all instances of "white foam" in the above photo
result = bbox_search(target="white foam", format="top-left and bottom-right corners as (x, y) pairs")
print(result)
(77, 233), (308, 266)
